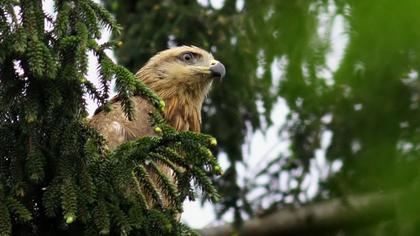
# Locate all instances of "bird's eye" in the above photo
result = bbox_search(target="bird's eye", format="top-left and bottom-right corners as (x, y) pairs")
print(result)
(182, 53), (194, 62)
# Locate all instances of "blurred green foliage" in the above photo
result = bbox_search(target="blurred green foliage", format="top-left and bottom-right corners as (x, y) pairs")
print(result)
(104, 0), (420, 234)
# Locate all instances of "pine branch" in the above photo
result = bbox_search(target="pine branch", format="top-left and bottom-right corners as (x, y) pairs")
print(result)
(0, 1), (222, 235)
(149, 161), (182, 211)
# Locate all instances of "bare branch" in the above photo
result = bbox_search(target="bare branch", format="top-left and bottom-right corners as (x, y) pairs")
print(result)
(200, 192), (397, 236)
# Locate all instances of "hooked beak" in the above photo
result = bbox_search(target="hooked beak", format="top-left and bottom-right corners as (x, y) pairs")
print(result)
(209, 60), (226, 79)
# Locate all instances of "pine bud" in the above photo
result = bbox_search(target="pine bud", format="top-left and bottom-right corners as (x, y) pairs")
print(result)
(159, 100), (165, 110)
(209, 137), (217, 146)
(154, 126), (163, 134)
(214, 165), (223, 175)
(65, 215), (75, 224)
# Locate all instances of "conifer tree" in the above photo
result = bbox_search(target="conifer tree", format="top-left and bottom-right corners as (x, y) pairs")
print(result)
(0, 1), (220, 235)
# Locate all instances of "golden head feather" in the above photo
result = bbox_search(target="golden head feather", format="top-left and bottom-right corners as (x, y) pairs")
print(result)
(135, 46), (225, 131)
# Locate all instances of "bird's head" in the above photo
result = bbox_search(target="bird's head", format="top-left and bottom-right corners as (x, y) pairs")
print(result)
(136, 46), (225, 102)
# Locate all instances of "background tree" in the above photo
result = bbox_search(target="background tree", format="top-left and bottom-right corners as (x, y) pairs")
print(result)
(104, 0), (420, 234)
(0, 0), (220, 235)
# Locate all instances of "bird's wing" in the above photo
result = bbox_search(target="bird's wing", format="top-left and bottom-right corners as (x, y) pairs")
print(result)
(89, 96), (156, 150)
(90, 96), (176, 211)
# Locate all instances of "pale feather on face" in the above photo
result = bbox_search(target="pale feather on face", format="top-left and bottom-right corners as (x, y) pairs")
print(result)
(136, 46), (218, 99)
(135, 46), (224, 132)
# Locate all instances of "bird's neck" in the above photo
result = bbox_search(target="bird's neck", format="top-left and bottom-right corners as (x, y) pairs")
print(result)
(162, 95), (203, 132)
(137, 70), (211, 132)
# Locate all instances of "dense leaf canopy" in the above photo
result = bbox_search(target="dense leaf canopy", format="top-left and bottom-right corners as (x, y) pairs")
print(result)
(105, 0), (420, 233)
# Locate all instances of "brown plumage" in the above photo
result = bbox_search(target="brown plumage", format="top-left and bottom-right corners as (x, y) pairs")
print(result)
(89, 46), (225, 209)
(90, 46), (225, 149)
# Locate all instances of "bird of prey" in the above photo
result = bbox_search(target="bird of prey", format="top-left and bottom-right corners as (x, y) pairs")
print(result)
(89, 46), (225, 212)
(90, 46), (225, 149)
